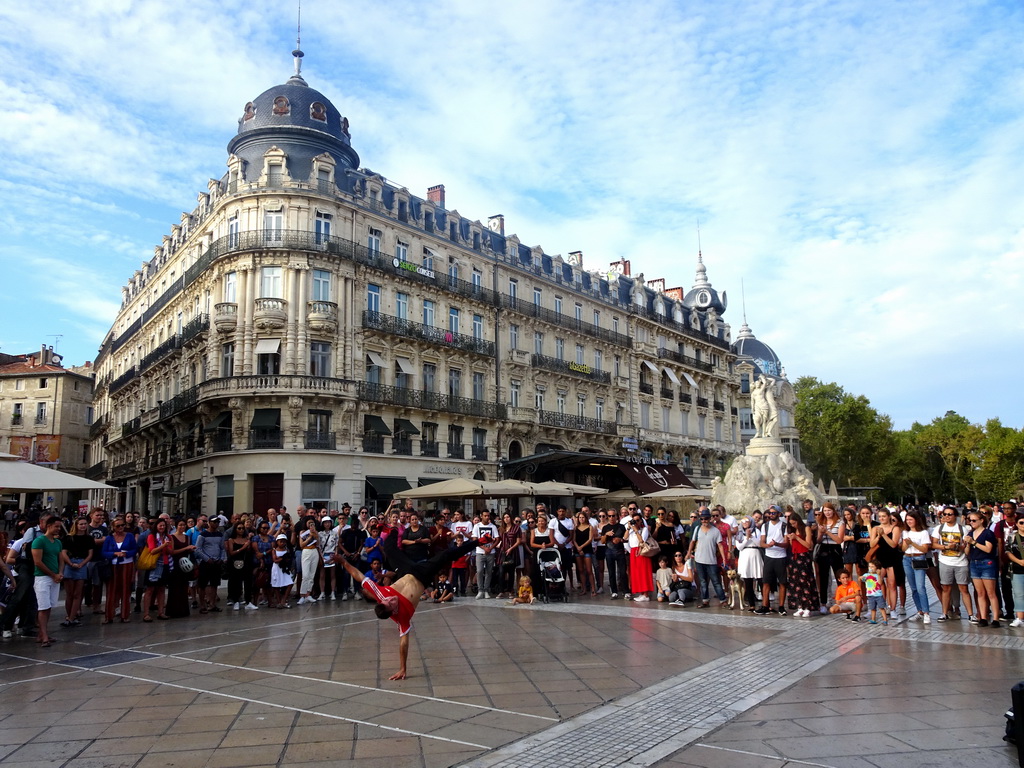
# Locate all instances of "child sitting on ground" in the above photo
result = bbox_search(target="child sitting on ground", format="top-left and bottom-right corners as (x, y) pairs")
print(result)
(860, 560), (888, 625)
(655, 556), (673, 602)
(509, 575), (535, 605)
(432, 570), (455, 603)
(829, 569), (862, 621)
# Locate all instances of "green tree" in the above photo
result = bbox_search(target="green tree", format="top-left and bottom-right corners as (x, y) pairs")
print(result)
(914, 411), (985, 504)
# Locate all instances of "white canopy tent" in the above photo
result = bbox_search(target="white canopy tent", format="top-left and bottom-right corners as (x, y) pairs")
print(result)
(0, 452), (115, 493)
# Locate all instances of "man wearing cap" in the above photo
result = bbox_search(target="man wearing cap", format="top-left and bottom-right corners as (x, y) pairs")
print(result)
(339, 529), (479, 679)
(685, 509), (727, 607)
(757, 505), (789, 615)
(319, 515), (339, 600)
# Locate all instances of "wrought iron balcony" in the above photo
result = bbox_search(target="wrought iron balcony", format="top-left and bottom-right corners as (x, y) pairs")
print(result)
(160, 386), (198, 420)
(697, 397), (709, 408)
(660, 387), (675, 400)
(680, 392), (692, 405)
(248, 428), (283, 449)
(537, 409), (618, 435)
(362, 310), (495, 356)
(447, 442), (465, 459)
(362, 434), (385, 454)
(121, 417), (141, 438)
(501, 295), (631, 347)
(110, 460), (138, 480)
(656, 347), (714, 373)
(356, 382), (507, 420)
(305, 431), (336, 450)
(639, 382), (654, 395)
(208, 433), (232, 453)
(89, 414), (107, 438)
(530, 353), (611, 384)
(109, 366), (137, 394)
(393, 437), (413, 455)
(631, 305), (731, 351)
(420, 440), (439, 457)
(713, 401), (725, 412)
(139, 335), (179, 372)
(471, 445), (488, 461)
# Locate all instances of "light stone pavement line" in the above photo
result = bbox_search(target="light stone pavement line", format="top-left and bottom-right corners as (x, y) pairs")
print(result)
(0, 668), (84, 687)
(459, 621), (873, 768)
(693, 743), (839, 768)
(877, 626), (1024, 649)
(156, 653), (559, 721)
(83, 666), (493, 750)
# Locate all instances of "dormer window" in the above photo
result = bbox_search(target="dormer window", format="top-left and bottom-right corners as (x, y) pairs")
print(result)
(272, 96), (290, 115)
(310, 102), (327, 122)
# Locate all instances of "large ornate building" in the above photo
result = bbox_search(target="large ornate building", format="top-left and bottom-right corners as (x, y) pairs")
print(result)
(89, 51), (748, 517)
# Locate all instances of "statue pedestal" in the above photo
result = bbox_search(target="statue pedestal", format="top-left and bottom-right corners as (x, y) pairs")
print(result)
(746, 437), (784, 456)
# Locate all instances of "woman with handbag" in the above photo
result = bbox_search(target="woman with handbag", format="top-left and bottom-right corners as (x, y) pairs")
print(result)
(627, 512), (655, 602)
(814, 502), (846, 614)
(785, 511), (817, 617)
(900, 509), (932, 624)
(225, 525), (256, 610)
(734, 516), (763, 611)
(166, 519), (195, 618)
(142, 518), (173, 622)
(496, 512), (522, 599)
(572, 512), (596, 597)
(101, 517), (138, 624)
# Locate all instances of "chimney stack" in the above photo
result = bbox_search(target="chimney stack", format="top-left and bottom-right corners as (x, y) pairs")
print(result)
(487, 214), (505, 235)
(568, 250), (583, 267)
(427, 184), (445, 209)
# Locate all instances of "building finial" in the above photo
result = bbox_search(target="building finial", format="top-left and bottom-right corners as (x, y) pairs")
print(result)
(292, 1), (304, 77)
(693, 223), (710, 289)
(741, 278), (747, 325)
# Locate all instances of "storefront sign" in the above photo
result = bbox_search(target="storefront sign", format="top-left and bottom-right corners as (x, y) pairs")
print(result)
(393, 258), (435, 280)
(568, 361), (592, 374)
(424, 465), (462, 475)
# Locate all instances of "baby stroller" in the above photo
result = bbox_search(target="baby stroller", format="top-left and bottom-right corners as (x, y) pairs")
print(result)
(537, 548), (568, 603)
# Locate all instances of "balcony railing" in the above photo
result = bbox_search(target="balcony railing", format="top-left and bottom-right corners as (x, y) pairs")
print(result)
(109, 366), (137, 394)
(697, 397), (709, 408)
(248, 428), (283, 449)
(84, 460), (106, 480)
(447, 442), (465, 459)
(356, 382), (507, 420)
(656, 347), (714, 373)
(420, 440), (439, 457)
(89, 414), (107, 438)
(10, 414), (22, 426)
(139, 334), (179, 372)
(305, 431), (336, 450)
(530, 353), (611, 384)
(363, 434), (385, 454)
(501, 295), (631, 347)
(632, 305), (731, 351)
(121, 417), (141, 438)
(660, 387), (675, 400)
(200, 375), (351, 399)
(160, 386), (199, 420)
(34, 415), (46, 425)
(639, 382), (654, 395)
(208, 433), (232, 453)
(110, 460), (138, 479)
(680, 393), (692, 405)
(537, 410), (618, 435)
(393, 437), (413, 455)
(472, 445), (488, 461)
(180, 313), (210, 344)
(713, 401), (725, 412)
(363, 311), (495, 357)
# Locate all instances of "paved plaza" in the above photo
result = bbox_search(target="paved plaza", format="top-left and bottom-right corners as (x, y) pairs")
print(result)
(0, 594), (1019, 768)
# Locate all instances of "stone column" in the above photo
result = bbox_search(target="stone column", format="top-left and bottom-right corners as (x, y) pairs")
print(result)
(284, 267), (299, 374)
(240, 267), (254, 375)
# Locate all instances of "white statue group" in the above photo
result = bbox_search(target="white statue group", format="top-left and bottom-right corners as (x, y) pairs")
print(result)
(751, 376), (779, 440)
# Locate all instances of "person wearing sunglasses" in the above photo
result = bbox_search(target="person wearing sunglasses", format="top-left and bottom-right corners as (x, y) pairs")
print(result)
(964, 511), (1000, 627)
(1005, 510), (1024, 627)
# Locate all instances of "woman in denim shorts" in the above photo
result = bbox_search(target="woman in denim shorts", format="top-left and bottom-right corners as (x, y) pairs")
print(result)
(60, 517), (94, 626)
(965, 510), (1000, 627)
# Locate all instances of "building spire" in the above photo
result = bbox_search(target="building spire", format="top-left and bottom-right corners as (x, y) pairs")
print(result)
(288, 1), (307, 86)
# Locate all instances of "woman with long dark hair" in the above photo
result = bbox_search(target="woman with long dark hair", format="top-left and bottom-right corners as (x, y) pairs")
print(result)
(101, 517), (137, 624)
(60, 516), (93, 627)
(142, 518), (173, 621)
(814, 502), (846, 613)
(572, 511), (596, 596)
(965, 509), (1001, 627)
(870, 508), (903, 615)
(785, 509), (816, 617)
(167, 519), (195, 619)
(496, 511), (522, 599)
(900, 509), (932, 624)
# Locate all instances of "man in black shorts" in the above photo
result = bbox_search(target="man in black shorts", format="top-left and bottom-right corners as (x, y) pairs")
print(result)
(340, 529), (479, 679)
(757, 505), (789, 615)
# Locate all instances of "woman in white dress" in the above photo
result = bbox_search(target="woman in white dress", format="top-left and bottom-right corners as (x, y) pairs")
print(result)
(270, 534), (295, 608)
(734, 516), (763, 611)
(297, 518), (321, 605)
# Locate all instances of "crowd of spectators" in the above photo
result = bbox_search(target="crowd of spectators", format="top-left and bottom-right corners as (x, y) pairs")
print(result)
(1, 497), (1021, 645)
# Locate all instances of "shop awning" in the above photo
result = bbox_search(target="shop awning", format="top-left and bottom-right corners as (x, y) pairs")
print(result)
(394, 418), (420, 435)
(662, 367), (680, 385)
(364, 414), (391, 435)
(250, 408), (280, 428)
(366, 351), (387, 368)
(162, 478), (201, 496)
(365, 476), (412, 496)
(254, 338), (281, 355)
(610, 460), (696, 494)
(395, 357), (416, 375)
(641, 360), (659, 374)
(203, 411), (231, 432)
(680, 371), (698, 388)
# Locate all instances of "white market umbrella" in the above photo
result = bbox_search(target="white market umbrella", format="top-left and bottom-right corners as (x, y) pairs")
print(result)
(394, 477), (534, 499)
(529, 481), (608, 496)
(0, 453), (115, 492)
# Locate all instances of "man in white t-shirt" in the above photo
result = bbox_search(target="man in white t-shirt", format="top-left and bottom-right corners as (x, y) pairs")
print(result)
(548, 507), (576, 590)
(756, 505), (789, 615)
(931, 506), (973, 621)
(471, 511), (499, 599)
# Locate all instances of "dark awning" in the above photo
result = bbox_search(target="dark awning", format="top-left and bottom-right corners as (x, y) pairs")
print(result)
(611, 460), (696, 494)
(250, 409), (281, 428)
(418, 477), (443, 487)
(203, 411), (232, 432)
(394, 418), (420, 435)
(365, 476), (411, 496)
(364, 415), (391, 435)
(162, 478), (201, 496)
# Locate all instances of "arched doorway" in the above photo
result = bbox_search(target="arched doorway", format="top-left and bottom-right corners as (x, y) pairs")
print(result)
(508, 440), (523, 461)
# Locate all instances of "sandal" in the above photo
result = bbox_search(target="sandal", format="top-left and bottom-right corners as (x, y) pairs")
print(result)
(143, 615), (153, 622)
(39, 640), (51, 648)
(61, 620), (73, 628)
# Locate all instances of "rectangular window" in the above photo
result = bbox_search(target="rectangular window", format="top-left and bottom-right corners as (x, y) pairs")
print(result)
(596, 398), (604, 422)
(658, 334), (667, 350)
(367, 284), (381, 313)
(264, 211), (283, 242)
(260, 266), (282, 298)
(310, 342), (331, 377)
(509, 279), (518, 300)
(448, 425), (463, 446)
(740, 373), (750, 394)
(715, 417), (723, 442)
(368, 228), (382, 254)
(535, 388), (545, 410)
(533, 287), (542, 306)
(448, 308), (460, 334)
(698, 414), (706, 439)
(575, 344), (584, 365)
(508, 323), (518, 349)
(395, 240), (408, 262)
(594, 349), (603, 371)
(472, 269), (482, 291)
(534, 331), (543, 355)
(308, 409), (331, 435)
(555, 338), (564, 360)
(593, 309), (600, 326)
(448, 368), (461, 397)
(423, 363), (437, 392)
(312, 269), (331, 301)
(640, 402), (650, 429)
(422, 299), (435, 326)
(577, 394), (586, 417)
(36, 402), (46, 424)
(257, 352), (280, 375)
(556, 392), (566, 414)
(472, 372), (485, 400)
(224, 271), (237, 303)
(472, 428), (486, 448)
(662, 406), (671, 432)
(574, 303), (583, 322)
(681, 411), (689, 436)
(228, 215), (239, 247)
(614, 355), (621, 377)
(315, 212), (332, 244)
(554, 296), (563, 315)
(612, 317), (619, 334)
(268, 165), (282, 187)
(510, 380), (521, 407)
(39, 377), (48, 389)
(85, 406), (94, 425)
(396, 292), (409, 320)
(221, 342), (235, 377)
(422, 248), (434, 271)
(473, 314), (484, 340)
(448, 263), (459, 286)
(366, 354), (381, 385)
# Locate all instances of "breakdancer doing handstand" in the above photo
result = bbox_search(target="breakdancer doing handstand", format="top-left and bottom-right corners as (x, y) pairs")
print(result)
(339, 528), (481, 679)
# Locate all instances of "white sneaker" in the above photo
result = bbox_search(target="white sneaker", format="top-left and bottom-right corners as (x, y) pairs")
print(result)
(1, 630), (11, 639)
(296, 597), (307, 605)
(341, 593), (350, 601)
(232, 602), (241, 610)
(922, 614), (931, 624)
(634, 595), (650, 602)
(671, 600), (685, 607)
(909, 613), (920, 621)
(1009, 618), (1023, 628)
(329, 594), (336, 600)
(244, 602), (258, 610)
(476, 592), (485, 600)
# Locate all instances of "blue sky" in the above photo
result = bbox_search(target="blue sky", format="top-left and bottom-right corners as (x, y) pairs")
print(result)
(1, 0), (1022, 430)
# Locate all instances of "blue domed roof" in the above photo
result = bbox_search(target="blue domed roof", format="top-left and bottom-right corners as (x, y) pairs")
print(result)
(733, 323), (782, 377)
(227, 71), (359, 182)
